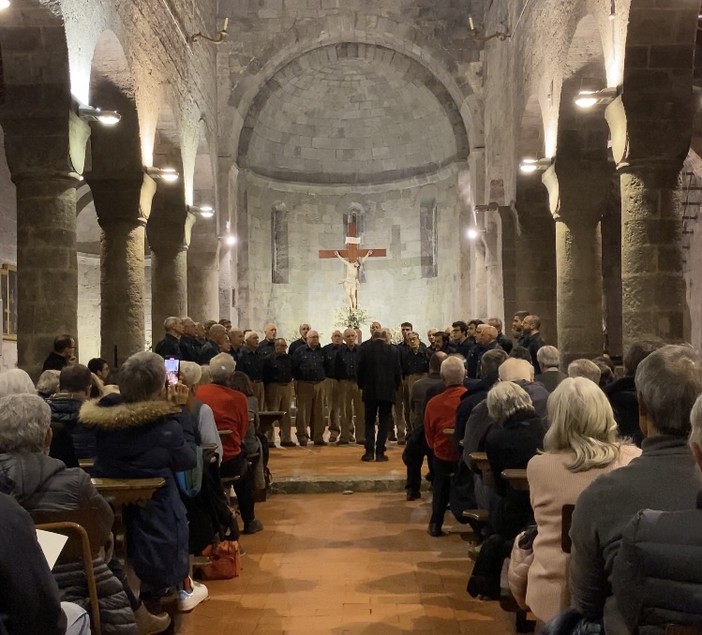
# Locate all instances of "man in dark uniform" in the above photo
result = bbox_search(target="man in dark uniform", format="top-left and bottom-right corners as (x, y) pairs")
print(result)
(263, 338), (295, 446)
(292, 330), (326, 445)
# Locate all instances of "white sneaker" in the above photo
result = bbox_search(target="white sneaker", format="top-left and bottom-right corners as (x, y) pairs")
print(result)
(178, 579), (209, 612)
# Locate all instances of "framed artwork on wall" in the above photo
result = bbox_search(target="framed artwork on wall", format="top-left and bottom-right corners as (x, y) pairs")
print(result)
(1, 264), (17, 341)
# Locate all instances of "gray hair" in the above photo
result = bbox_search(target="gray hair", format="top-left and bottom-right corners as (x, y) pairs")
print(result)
(36, 370), (61, 398)
(537, 345), (560, 369)
(163, 316), (181, 332)
(0, 394), (51, 453)
(440, 356), (465, 386)
(209, 353), (236, 385)
(118, 351), (166, 402)
(0, 369), (37, 398)
(209, 324), (227, 342)
(179, 361), (202, 388)
(487, 381), (535, 425)
(636, 344), (702, 437)
(567, 359), (601, 384)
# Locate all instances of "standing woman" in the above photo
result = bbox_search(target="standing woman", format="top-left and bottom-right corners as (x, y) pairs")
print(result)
(524, 377), (641, 622)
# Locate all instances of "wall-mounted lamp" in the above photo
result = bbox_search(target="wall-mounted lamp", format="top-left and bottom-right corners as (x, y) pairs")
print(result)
(519, 157), (552, 174)
(190, 17), (229, 44)
(466, 227), (481, 240)
(574, 87), (618, 109)
(468, 14), (511, 42)
(188, 204), (215, 219)
(78, 105), (121, 126)
(146, 166), (180, 183)
(0, 1), (11, 10)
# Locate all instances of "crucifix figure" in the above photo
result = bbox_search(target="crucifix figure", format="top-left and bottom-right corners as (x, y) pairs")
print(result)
(318, 217), (386, 310)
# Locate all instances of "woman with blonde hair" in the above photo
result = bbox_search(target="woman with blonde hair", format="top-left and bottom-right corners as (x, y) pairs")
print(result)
(524, 377), (641, 622)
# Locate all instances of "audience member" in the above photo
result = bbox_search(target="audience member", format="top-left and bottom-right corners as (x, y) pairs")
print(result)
(197, 353), (263, 535)
(485, 382), (545, 539)
(36, 369), (61, 399)
(0, 368), (36, 397)
(87, 358), (110, 381)
(567, 358), (601, 384)
(569, 345), (702, 633)
(79, 351), (202, 613)
(524, 378), (640, 622)
(0, 491), (91, 635)
(534, 345), (566, 392)
(424, 357), (466, 536)
(521, 315), (545, 376)
(603, 338), (664, 446)
(179, 361), (223, 461)
(611, 390), (702, 633)
(47, 364), (96, 468)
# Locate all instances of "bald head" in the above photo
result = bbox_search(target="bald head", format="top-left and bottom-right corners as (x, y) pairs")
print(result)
(307, 330), (320, 348)
(498, 357), (534, 382)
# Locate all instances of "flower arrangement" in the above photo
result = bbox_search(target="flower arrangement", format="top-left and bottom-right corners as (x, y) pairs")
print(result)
(334, 305), (370, 330)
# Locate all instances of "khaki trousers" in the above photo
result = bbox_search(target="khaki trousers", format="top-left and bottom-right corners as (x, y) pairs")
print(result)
(338, 379), (364, 442)
(251, 380), (267, 438)
(392, 385), (406, 441)
(265, 382), (294, 442)
(402, 374), (425, 432)
(323, 378), (342, 437)
(295, 380), (325, 443)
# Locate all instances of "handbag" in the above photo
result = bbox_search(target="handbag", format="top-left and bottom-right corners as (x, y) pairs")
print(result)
(507, 525), (538, 609)
(197, 540), (241, 580)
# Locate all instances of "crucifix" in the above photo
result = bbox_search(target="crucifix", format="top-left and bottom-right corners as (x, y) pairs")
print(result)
(318, 217), (386, 310)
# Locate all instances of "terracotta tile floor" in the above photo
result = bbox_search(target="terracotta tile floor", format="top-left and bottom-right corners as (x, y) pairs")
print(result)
(179, 446), (514, 634)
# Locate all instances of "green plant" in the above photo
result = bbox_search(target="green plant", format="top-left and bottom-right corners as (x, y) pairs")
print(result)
(334, 305), (370, 330)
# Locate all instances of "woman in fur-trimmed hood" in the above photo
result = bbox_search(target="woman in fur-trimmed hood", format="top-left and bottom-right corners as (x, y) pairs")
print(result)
(79, 351), (197, 593)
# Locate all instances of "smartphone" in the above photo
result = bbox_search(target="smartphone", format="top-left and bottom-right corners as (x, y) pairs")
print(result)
(165, 358), (180, 386)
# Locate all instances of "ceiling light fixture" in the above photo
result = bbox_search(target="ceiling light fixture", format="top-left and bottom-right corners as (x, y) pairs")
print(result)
(146, 166), (180, 183)
(574, 87), (618, 109)
(0, 0), (11, 9)
(78, 105), (121, 126)
(519, 157), (552, 174)
(188, 204), (215, 219)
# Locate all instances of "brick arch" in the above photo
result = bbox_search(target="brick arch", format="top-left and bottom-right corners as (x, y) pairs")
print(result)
(227, 18), (481, 157)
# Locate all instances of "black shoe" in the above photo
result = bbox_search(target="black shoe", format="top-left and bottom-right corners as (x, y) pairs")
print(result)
(427, 523), (442, 537)
(280, 441), (297, 447)
(298, 440), (308, 447)
(313, 440), (328, 446)
(243, 519), (263, 534)
(329, 436), (338, 443)
(406, 490), (421, 501)
(361, 452), (374, 462)
(375, 453), (389, 462)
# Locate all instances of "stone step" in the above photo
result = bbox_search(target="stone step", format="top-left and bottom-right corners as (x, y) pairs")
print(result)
(271, 473), (406, 494)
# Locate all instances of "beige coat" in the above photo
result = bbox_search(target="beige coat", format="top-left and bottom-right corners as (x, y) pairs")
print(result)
(525, 445), (641, 622)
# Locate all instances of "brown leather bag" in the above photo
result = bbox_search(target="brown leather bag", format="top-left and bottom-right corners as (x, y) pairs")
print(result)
(197, 540), (241, 580)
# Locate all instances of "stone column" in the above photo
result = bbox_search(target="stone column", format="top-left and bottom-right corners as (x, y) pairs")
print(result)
(499, 206), (518, 325)
(482, 207), (503, 320)
(606, 96), (689, 347)
(151, 240), (189, 338)
(88, 174), (156, 366)
(543, 162), (610, 364)
(601, 201), (623, 357)
(188, 248), (219, 322)
(1, 113), (88, 378)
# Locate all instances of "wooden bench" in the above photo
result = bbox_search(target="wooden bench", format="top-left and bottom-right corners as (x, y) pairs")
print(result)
(501, 468), (529, 492)
(91, 477), (165, 509)
(33, 508), (105, 635)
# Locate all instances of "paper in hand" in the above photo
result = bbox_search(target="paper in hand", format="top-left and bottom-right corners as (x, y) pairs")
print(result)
(36, 529), (69, 570)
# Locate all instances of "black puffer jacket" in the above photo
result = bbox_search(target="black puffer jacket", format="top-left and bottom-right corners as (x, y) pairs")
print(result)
(47, 394), (96, 468)
(0, 453), (136, 634)
(611, 491), (702, 634)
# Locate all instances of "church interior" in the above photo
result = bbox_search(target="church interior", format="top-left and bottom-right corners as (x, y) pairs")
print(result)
(2, 0), (702, 633)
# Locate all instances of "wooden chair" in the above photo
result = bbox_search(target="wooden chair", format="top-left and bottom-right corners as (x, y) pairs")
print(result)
(32, 508), (104, 635)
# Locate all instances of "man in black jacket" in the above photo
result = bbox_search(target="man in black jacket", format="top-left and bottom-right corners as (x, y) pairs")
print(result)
(154, 316), (183, 359)
(357, 329), (402, 462)
(42, 334), (76, 371)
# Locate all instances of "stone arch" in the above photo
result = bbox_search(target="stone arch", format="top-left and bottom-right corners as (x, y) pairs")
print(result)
(226, 18), (482, 158)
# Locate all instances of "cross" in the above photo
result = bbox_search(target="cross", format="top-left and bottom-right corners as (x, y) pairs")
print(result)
(318, 217), (386, 310)
(318, 218), (387, 263)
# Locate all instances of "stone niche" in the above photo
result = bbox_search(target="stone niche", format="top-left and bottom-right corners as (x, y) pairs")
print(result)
(235, 167), (470, 342)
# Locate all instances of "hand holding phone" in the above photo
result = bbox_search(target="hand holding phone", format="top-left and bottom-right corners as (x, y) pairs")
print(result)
(165, 358), (180, 386)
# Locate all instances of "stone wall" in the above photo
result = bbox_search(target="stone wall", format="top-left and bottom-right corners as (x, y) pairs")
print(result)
(236, 165), (470, 341)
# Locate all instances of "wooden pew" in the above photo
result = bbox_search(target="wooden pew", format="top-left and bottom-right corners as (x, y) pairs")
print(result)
(91, 477), (165, 509)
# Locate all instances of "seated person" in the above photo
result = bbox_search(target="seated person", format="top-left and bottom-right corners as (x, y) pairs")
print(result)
(196, 354), (263, 535)
(79, 351), (204, 614)
(567, 358), (601, 385)
(179, 361), (223, 462)
(37, 369), (61, 400)
(0, 491), (90, 635)
(484, 382), (545, 539)
(569, 345), (702, 633)
(0, 368), (36, 398)
(0, 394), (151, 634)
(524, 378), (640, 623)
(611, 391), (702, 633)
(534, 345), (566, 393)
(47, 364), (96, 468)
